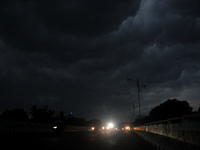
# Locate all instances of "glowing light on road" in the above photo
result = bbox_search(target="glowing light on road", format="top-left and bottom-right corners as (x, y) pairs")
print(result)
(53, 126), (57, 129)
(92, 127), (95, 130)
(108, 123), (114, 128)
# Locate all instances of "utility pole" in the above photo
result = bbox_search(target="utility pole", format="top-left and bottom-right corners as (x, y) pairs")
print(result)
(132, 101), (138, 121)
(127, 78), (146, 119)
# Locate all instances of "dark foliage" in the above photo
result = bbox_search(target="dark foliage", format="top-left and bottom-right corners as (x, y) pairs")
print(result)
(132, 99), (194, 126)
(86, 118), (102, 127)
(0, 108), (29, 121)
(30, 105), (55, 123)
(64, 117), (86, 126)
(149, 99), (193, 122)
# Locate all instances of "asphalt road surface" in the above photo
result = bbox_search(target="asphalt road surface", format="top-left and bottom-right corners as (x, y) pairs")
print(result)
(2, 131), (156, 150)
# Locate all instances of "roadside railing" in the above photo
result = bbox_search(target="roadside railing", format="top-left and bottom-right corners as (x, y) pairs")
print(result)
(133, 114), (200, 146)
(0, 121), (53, 134)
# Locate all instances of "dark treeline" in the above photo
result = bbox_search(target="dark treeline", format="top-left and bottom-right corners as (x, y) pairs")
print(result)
(30, 105), (55, 123)
(0, 105), (89, 126)
(0, 108), (29, 122)
(0, 99), (199, 126)
(133, 99), (200, 126)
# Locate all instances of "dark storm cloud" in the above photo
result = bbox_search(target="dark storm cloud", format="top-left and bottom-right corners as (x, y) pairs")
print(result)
(0, 0), (140, 51)
(0, 0), (200, 122)
(33, 0), (139, 36)
(107, 0), (200, 115)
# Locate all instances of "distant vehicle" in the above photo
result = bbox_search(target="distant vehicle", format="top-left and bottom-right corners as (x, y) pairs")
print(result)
(101, 126), (110, 130)
(91, 127), (95, 131)
(122, 126), (131, 131)
(53, 123), (64, 135)
(89, 126), (99, 132)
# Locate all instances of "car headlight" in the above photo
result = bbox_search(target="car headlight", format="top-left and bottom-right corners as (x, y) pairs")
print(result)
(108, 123), (114, 128)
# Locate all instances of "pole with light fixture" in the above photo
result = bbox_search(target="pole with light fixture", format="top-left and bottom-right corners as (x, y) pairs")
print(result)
(127, 78), (146, 119)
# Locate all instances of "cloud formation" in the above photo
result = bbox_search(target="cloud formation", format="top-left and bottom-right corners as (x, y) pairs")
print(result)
(0, 0), (200, 122)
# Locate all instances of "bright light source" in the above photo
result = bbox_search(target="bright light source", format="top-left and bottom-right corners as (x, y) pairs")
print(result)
(107, 127), (109, 130)
(125, 126), (130, 130)
(53, 126), (57, 129)
(91, 127), (95, 130)
(108, 123), (114, 128)
(102, 127), (105, 130)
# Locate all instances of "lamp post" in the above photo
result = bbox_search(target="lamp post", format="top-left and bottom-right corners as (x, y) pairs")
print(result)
(132, 101), (137, 121)
(127, 78), (146, 119)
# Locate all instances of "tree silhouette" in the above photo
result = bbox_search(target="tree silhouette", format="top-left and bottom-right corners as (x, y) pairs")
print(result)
(87, 118), (102, 128)
(58, 111), (65, 121)
(149, 99), (193, 121)
(30, 105), (55, 123)
(0, 108), (28, 121)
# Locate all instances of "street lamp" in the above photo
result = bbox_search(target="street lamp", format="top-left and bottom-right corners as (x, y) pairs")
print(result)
(127, 78), (146, 119)
(132, 102), (137, 121)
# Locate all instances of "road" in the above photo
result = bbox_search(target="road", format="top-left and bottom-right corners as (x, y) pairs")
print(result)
(2, 131), (156, 150)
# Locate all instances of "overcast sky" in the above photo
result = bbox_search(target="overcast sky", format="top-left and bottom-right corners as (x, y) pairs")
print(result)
(0, 0), (200, 123)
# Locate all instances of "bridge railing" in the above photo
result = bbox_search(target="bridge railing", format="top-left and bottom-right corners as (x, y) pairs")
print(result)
(133, 114), (200, 146)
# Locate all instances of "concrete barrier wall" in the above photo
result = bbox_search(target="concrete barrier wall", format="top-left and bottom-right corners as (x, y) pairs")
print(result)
(0, 121), (54, 133)
(134, 114), (200, 146)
